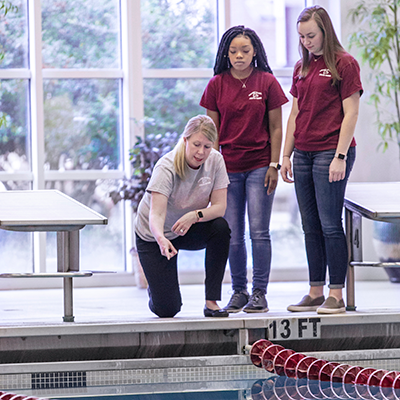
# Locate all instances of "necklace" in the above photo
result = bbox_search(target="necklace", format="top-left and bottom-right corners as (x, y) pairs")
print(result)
(232, 68), (253, 88)
(313, 54), (322, 62)
(237, 75), (250, 88)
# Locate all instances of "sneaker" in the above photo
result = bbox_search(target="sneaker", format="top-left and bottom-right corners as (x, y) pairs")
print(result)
(317, 297), (346, 314)
(287, 295), (325, 312)
(223, 290), (249, 313)
(243, 289), (269, 313)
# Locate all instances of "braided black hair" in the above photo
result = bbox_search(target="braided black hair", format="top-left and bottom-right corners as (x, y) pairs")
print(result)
(213, 25), (273, 76)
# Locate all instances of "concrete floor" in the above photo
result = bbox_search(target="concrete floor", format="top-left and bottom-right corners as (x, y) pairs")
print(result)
(1, 279), (400, 326)
(1, 280), (400, 326)
(2, 280), (400, 399)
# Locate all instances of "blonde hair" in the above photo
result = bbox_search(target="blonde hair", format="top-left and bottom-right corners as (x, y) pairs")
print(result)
(173, 115), (217, 179)
(297, 6), (345, 85)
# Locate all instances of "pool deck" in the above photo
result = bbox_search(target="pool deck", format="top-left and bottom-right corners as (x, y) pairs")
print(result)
(2, 280), (400, 324)
(2, 280), (400, 397)
(1, 280), (400, 358)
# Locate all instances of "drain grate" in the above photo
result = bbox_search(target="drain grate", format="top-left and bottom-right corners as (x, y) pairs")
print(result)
(31, 371), (87, 389)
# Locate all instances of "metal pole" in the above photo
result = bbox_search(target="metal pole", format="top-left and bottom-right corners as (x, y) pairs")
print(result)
(58, 230), (79, 322)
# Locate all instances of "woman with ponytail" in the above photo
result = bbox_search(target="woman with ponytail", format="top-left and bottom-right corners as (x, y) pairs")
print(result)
(282, 6), (363, 314)
(135, 115), (231, 318)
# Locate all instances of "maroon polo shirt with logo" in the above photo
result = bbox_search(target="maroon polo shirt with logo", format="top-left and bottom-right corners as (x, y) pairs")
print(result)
(200, 69), (288, 173)
(290, 52), (363, 152)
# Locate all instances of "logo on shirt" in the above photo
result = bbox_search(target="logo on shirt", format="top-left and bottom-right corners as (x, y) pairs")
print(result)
(319, 68), (332, 78)
(249, 91), (262, 100)
(198, 177), (212, 186)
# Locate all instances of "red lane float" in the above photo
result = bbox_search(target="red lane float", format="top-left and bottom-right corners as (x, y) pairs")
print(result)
(261, 344), (285, 372)
(249, 339), (400, 392)
(273, 349), (296, 376)
(250, 339), (273, 368)
(284, 352), (305, 379)
(295, 356), (317, 380)
(0, 394), (47, 400)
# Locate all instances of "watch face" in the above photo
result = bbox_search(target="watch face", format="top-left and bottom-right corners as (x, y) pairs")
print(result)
(271, 163), (281, 170)
(198, 211), (204, 218)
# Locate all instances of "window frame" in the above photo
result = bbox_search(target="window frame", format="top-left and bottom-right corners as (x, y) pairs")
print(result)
(0, 0), (340, 288)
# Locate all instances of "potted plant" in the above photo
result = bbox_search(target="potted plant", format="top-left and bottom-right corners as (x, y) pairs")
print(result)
(348, 0), (400, 282)
(110, 131), (179, 287)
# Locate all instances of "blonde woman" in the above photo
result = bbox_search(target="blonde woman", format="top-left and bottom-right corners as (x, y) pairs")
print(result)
(135, 115), (230, 318)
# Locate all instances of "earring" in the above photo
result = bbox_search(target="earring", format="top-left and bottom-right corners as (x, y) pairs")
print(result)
(227, 57), (231, 68)
(255, 58), (258, 68)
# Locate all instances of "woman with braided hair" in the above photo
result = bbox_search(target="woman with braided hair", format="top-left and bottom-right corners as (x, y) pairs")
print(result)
(200, 26), (288, 313)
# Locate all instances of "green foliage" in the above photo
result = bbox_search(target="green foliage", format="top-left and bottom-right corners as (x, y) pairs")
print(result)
(43, 79), (120, 170)
(348, 0), (400, 153)
(0, 0), (25, 68)
(109, 131), (178, 212)
(41, 0), (119, 68)
(143, 78), (209, 136)
(0, 1), (21, 130)
(0, 0), (215, 173)
(141, 0), (215, 136)
(0, 2), (9, 128)
(0, 80), (27, 156)
(141, 0), (215, 69)
(0, 1), (17, 15)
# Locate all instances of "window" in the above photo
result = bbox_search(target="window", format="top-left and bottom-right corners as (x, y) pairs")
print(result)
(0, 0), (334, 286)
(141, 0), (217, 136)
(0, 0), (126, 278)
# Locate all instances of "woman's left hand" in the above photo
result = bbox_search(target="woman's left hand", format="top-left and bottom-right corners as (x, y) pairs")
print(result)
(265, 167), (279, 195)
(329, 158), (346, 182)
(172, 211), (197, 236)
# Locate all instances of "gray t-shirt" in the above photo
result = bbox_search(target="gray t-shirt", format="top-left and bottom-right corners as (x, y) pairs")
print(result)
(135, 148), (229, 242)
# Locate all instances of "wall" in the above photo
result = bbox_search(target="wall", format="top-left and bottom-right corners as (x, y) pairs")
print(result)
(340, 1), (400, 280)
(340, 1), (400, 182)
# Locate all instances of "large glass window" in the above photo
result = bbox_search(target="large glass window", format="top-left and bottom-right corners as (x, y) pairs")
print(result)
(0, 0), (126, 283)
(45, 179), (124, 272)
(0, 230), (32, 273)
(41, 0), (120, 69)
(230, 0), (304, 68)
(141, 0), (216, 69)
(0, 0), (321, 287)
(0, 79), (30, 172)
(43, 79), (121, 171)
(0, 0), (28, 68)
(143, 78), (209, 136)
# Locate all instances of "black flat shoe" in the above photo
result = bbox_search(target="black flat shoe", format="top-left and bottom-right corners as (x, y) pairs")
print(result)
(203, 306), (229, 318)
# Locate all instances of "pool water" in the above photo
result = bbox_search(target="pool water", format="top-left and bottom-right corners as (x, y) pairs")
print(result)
(43, 375), (400, 400)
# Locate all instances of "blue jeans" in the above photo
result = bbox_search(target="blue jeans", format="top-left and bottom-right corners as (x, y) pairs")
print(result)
(224, 166), (274, 293)
(293, 147), (356, 288)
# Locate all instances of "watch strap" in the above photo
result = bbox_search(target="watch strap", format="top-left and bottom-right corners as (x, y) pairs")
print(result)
(335, 153), (347, 161)
(269, 162), (281, 170)
(196, 210), (203, 222)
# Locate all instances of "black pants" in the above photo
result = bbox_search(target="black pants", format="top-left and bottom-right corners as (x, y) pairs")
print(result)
(136, 217), (231, 318)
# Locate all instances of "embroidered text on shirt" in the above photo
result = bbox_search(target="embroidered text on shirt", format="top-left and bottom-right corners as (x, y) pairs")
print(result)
(319, 69), (332, 78)
(198, 177), (212, 186)
(249, 91), (262, 100)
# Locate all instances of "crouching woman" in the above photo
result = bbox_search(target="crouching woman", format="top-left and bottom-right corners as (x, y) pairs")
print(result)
(135, 115), (231, 318)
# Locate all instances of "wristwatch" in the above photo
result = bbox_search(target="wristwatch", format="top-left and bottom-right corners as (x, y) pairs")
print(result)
(335, 153), (347, 161)
(269, 162), (281, 170)
(196, 210), (204, 222)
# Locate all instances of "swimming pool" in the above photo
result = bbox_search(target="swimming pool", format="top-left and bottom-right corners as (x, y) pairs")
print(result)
(3, 348), (400, 399)
(5, 374), (400, 400)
